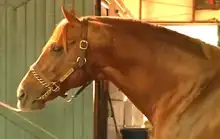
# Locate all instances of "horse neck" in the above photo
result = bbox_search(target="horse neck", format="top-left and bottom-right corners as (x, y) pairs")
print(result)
(86, 17), (219, 125)
(86, 18), (167, 121)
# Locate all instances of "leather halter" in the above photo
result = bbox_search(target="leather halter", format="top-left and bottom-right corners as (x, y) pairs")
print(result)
(30, 19), (91, 101)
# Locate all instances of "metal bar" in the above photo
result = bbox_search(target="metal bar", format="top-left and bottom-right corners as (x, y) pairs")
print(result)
(113, 0), (135, 18)
(139, 0), (142, 20)
(192, 0), (196, 22)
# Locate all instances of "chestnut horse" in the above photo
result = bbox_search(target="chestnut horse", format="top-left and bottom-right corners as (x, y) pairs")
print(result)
(16, 7), (220, 139)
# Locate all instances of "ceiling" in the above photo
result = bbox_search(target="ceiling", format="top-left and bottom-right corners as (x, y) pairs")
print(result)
(107, 0), (220, 25)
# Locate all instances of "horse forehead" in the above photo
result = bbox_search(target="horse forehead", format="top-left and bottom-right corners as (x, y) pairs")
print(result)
(49, 19), (68, 41)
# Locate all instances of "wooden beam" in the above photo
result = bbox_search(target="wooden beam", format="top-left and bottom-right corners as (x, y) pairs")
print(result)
(93, 1), (108, 139)
(94, 80), (109, 139)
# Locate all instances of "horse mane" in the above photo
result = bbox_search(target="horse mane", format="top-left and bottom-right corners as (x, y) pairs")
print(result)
(85, 16), (219, 60)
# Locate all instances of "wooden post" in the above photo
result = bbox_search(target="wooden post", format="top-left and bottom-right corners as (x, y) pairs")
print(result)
(93, 1), (109, 139)
(94, 80), (109, 139)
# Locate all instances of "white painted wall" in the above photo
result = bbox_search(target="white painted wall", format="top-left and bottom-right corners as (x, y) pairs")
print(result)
(165, 25), (218, 46)
(122, 0), (220, 23)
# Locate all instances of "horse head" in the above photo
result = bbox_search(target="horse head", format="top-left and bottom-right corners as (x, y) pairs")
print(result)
(16, 7), (91, 111)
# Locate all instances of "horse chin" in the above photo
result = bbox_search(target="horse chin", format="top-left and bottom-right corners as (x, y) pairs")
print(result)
(31, 101), (46, 110)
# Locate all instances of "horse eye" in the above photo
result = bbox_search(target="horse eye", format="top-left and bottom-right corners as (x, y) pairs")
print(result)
(51, 45), (63, 52)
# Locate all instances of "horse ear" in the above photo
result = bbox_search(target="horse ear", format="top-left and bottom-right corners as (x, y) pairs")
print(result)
(61, 6), (80, 24)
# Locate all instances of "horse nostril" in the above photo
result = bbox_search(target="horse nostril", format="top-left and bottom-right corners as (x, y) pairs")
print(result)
(18, 89), (26, 100)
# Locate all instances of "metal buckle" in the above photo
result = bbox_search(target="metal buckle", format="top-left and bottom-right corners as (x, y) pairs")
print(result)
(51, 82), (60, 92)
(59, 68), (74, 83)
(77, 57), (87, 67)
(79, 40), (88, 50)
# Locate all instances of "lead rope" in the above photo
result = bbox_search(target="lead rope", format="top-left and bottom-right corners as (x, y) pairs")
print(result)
(0, 81), (92, 111)
(65, 81), (92, 102)
(107, 91), (122, 139)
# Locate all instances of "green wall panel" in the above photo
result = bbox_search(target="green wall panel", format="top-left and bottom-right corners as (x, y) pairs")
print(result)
(0, 0), (94, 139)
(0, 116), (6, 139)
(0, 5), (6, 101)
(26, 0), (36, 66)
(6, 7), (17, 105)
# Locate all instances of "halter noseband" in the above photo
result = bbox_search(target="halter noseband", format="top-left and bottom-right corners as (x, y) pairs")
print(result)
(30, 19), (89, 101)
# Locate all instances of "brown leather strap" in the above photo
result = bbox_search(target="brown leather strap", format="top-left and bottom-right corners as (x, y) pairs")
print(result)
(81, 18), (88, 40)
(76, 19), (89, 68)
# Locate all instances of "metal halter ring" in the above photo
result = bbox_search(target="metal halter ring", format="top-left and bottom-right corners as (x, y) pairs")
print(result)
(79, 40), (88, 50)
(77, 57), (87, 66)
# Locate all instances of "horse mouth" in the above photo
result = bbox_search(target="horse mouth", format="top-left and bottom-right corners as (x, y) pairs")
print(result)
(16, 99), (46, 111)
